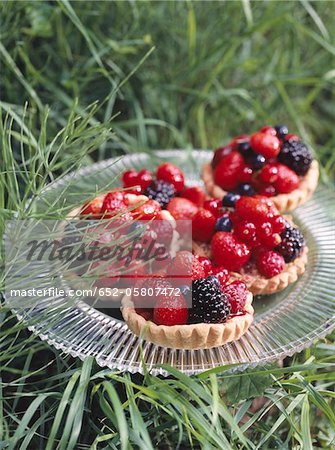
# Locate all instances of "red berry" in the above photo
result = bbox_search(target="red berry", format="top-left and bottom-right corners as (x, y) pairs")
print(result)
(240, 166), (253, 183)
(259, 125), (277, 136)
(156, 163), (185, 192)
(285, 133), (300, 141)
(196, 256), (213, 276)
(256, 250), (285, 278)
(211, 232), (250, 271)
(259, 164), (279, 184)
(214, 151), (245, 190)
(132, 199), (161, 220)
(270, 214), (286, 233)
(133, 276), (170, 308)
(152, 214), (174, 245)
(101, 191), (128, 214)
(258, 185), (277, 197)
(81, 194), (105, 217)
(261, 233), (282, 249)
(234, 220), (257, 243)
(169, 251), (193, 278)
(274, 164), (300, 193)
(192, 255), (206, 280)
(211, 145), (233, 169)
(153, 292), (188, 326)
(182, 186), (205, 206)
(137, 169), (152, 190)
(258, 221), (273, 240)
(122, 170), (138, 187)
(166, 197), (198, 220)
(203, 198), (222, 217)
(222, 281), (248, 314)
(211, 266), (230, 286)
(235, 196), (270, 223)
(192, 208), (216, 242)
(250, 132), (281, 158)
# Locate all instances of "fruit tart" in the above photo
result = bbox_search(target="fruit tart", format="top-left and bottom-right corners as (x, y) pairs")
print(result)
(121, 252), (254, 349)
(192, 195), (308, 295)
(202, 125), (319, 212)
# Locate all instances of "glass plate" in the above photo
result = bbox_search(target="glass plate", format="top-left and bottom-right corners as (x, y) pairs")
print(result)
(4, 151), (335, 375)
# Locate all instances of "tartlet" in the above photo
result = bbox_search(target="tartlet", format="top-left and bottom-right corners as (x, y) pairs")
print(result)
(122, 291), (254, 349)
(202, 125), (319, 212)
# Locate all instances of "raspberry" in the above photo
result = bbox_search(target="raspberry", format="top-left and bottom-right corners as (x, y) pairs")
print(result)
(101, 192), (128, 214)
(196, 256), (213, 276)
(221, 281), (248, 314)
(144, 180), (175, 208)
(192, 256), (206, 280)
(211, 232), (250, 271)
(153, 292), (188, 326)
(234, 220), (256, 244)
(276, 222), (305, 262)
(260, 125), (277, 136)
(250, 132), (281, 158)
(256, 250), (285, 278)
(156, 163), (185, 192)
(259, 164), (279, 184)
(81, 194), (105, 217)
(274, 164), (299, 193)
(190, 278), (231, 324)
(261, 233), (282, 249)
(214, 151), (245, 190)
(211, 266), (230, 286)
(192, 208), (216, 242)
(278, 140), (313, 176)
(203, 198), (222, 217)
(166, 197), (198, 220)
(211, 145), (232, 169)
(132, 199), (161, 220)
(182, 186), (206, 206)
(235, 196), (270, 223)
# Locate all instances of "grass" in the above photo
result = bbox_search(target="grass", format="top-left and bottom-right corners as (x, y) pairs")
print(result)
(0, 1), (335, 448)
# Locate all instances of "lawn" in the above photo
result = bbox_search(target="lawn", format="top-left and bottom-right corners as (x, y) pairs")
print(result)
(0, 1), (335, 449)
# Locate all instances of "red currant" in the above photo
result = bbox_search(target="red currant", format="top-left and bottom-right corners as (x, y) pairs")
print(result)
(250, 132), (281, 158)
(259, 164), (279, 184)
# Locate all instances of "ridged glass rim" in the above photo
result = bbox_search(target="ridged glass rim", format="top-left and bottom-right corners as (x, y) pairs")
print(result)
(4, 151), (335, 376)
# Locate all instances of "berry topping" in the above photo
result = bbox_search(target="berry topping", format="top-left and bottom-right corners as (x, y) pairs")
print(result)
(211, 145), (232, 169)
(276, 222), (305, 262)
(274, 124), (289, 139)
(203, 198), (222, 217)
(222, 192), (241, 207)
(250, 132), (281, 158)
(192, 208), (216, 242)
(211, 232), (250, 271)
(215, 216), (233, 232)
(181, 186), (206, 206)
(190, 278), (231, 324)
(278, 140), (313, 176)
(144, 180), (175, 208)
(274, 164), (300, 193)
(238, 183), (255, 196)
(221, 280), (248, 314)
(156, 162), (185, 192)
(153, 292), (188, 326)
(256, 250), (285, 278)
(132, 199), (162, 220)
(214, 151), (245, 190)
(166, 197), (198, 220)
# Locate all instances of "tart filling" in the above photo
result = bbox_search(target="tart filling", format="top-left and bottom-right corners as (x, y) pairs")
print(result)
(202, 125), (319, 212)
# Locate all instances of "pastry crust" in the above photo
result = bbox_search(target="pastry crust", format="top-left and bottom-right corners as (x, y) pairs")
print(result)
(202, 160), (319, 212)
(121, 292), (254, 349)
(192, 241), (308, 296)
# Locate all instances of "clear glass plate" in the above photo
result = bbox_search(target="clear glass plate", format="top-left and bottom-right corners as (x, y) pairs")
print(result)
(4, 151), (335, 375)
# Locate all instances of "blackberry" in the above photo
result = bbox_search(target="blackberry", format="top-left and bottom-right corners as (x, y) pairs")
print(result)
(190, 278), (231, 324)
(278, 140), (313, 176)
(276, 222), (305, 263)
(144, 180), (175, 207)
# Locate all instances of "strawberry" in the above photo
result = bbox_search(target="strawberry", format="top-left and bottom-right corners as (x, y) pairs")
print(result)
(222, 281), (248, 314)
(214, 151), (245, 190)
(203, 198), (222, 217)
(101, 191), (128, 215)
(153, 292), (188, 326)
(156, 162), (185, 192)
(192, 208), (216, 242)
(81, 193), (105, 217)
(250, 132), (281, 158)
(235, 196), (270, 223)
(133, 275), (171, 308)
(181, 186), (205, 206)
(166, 197), (198, 220)
(132, 199), (161, 220)
(274, 164), (299, 193)
(256, 250), (285, 278)
(169, 251), (205, 281)
(195, 256), (213, 276)
(211, 266), (230, 286)
(211, 232), (250, 271)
